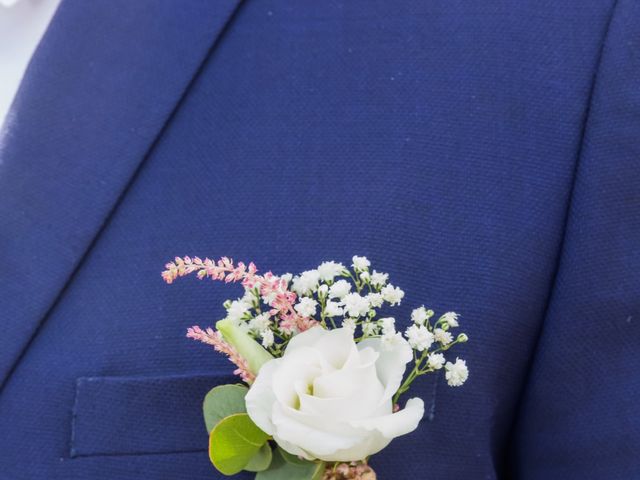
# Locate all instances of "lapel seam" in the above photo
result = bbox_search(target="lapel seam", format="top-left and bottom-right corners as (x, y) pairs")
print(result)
(0, 0), (246, 393)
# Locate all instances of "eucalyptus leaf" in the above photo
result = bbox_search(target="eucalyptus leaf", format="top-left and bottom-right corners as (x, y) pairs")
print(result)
(255, 448), (325, 480)
(203, 384), (248, 433)
(244, 443), (273, 472)
(208, 413), (270, 476)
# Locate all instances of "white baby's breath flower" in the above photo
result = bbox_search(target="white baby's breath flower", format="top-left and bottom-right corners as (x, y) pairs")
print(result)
(227, 299), (250, 322)
(370, 270), (388, 287)
(317, 284), (329, 296)
(427, 353), (446, 370)
(260, 328), (274, 348)
(381, 284), (405, 306)
(341, 293), (370, 318)
(241, 288), (257, 305)
(434, 328), (453, 345)
(366, 292), (384, 308)
(379, 317), (396, 335)
(317, 261), (345, 282)
(445, 358), (469, 386)
(249, 313), (271, 333)
(294, 297), (318, 317)
(405, 325), (434, 352)
(362, 321), (378, 337)
(359, 271), (370, 282)
(329, 279), (352, 299)
(351, 255), (370, 271)
(324, 300), (344, 317)
(441, 311), (459, 327)
(291, 270), (320, 296)
(342, 318), (357, 335)
(411, 307), (429, 326)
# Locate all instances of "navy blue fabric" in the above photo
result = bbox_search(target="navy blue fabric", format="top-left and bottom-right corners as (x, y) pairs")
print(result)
(0, 0), (637, 479)
(70, 374), (229, 458)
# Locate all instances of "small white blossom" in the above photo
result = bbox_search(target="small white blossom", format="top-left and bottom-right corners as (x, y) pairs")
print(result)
(291, 270), (320, 296)
(370, 270), (388, 287)
(352, 255), (370, 271)
(359, 271), (370, 282)
(366, 293), (384, 308)
(329, 279), (352, 299)
(362, 321), (378, 337)
(294, 297), (318, 317)
(379, 317), (396, 335)
(249, 313), (271, 333)
(427, 353), (446, 370)
(317, 261), (345, 282)
(227, 299), (250, 322)
(261, 329), (274, 348)
(381, 284), (405, 306)
(441, 311), (459, 327)
(324, 300), (344, 317)
(381, 331), (405, 351)
(411, 306), (429, 326)
(341, 293), (370, 318)
(445, 358), (469, 386)
(342, 318), (357, 335)
(405, 325), (434, 352)
(434, 328), (453, 345)
(241, 288), (256, 305)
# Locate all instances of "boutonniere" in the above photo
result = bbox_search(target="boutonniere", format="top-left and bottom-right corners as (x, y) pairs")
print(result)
(163, 255), (469, 479)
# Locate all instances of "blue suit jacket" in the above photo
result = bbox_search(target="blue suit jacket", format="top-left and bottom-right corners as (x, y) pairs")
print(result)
(1, 1), (638, 479)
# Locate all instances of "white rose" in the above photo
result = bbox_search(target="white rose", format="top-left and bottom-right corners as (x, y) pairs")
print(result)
(245, 327), (424, 462)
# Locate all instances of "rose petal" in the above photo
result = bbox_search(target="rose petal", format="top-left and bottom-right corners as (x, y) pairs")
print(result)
(272, 348), (324, 407)
(314, 327), (358, 369)
(301, 363), (385, 419)
(357, 337), (412, 402)
(283, 326), (326, 355)
(349, 397), (425, 438)
(245, 358), (281, 435)
(272, 403), (364, 457)
(312, 356), (381, 396)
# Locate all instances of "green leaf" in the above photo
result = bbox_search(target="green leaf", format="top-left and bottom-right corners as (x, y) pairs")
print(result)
(208, 413), (270, 476)
(256, 448), (325, 480)
(244, 443), (273, 472)
(203, 384), (248, 433)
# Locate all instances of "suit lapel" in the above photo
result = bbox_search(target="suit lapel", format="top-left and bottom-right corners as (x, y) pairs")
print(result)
(0, 0), (242, 389)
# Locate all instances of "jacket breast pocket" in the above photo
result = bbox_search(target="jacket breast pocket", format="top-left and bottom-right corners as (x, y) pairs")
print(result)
(70, 373), (233, 458)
